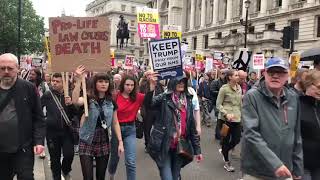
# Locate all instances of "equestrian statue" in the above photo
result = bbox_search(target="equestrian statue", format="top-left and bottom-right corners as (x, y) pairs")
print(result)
(116, 15), (130, 49)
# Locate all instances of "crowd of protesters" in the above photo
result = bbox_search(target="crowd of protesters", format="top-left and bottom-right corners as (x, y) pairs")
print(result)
(0, 52), (320, 180)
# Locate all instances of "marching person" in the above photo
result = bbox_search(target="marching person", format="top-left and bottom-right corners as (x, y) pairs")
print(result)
(0, 53), (46, 179)
(108, 75), (149, 180)
(241, 57), (303, 180)
(29, 68), (50, 97)
(198, 72), (212, 127)
(145, 73), (203, 180)
(41, 73), (77, 180)
(299, 70), (320, 180)
(72, 65), (124, 180)
(216, 69), (242, 172)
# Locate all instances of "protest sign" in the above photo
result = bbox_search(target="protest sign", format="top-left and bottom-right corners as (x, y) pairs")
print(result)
(49, 16), (110, 72)
(32, 57), (43, 68)
(195, 61), (204, 70)
(205, 57), (213, 73)
(162, 25), (182, 40)
(196, 53), (204, 61)
(252, 54), (265, 70)
(125, 55), (134, 70)
(137, 7), (160, 39)
(290, 52), (300, 78)
(149, 38), (183, 79)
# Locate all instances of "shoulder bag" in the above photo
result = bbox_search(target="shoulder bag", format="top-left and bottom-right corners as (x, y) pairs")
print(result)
(49, 90), (72, 126)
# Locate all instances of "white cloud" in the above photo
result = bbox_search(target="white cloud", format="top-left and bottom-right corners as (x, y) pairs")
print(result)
(31, 0), (91, 28)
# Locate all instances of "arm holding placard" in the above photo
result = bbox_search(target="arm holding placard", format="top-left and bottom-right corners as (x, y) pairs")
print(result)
(72, 65), (86, 107)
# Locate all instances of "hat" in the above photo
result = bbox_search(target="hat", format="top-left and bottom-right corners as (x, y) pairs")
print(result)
(265, 57), (289, 70)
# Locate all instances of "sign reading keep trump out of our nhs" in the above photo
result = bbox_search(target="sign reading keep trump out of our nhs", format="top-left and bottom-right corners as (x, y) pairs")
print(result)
(149, 38), (183, 80)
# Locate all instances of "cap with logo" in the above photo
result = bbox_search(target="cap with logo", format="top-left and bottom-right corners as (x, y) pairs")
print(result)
(265, 57), (289, 70)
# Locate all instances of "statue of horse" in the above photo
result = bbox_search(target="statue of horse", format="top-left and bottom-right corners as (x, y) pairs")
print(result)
(116, 22), (130, 49)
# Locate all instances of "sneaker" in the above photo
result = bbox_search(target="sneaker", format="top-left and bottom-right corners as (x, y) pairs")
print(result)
(224, 162), (235, 172)
(39, 152), (46, 159)
(62, 173), (72, 180)
(218, 148), (225, 162)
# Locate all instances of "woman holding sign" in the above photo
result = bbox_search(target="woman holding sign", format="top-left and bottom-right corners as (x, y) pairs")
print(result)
(144, 74), (203, 180)
(72, 65), (124, 180)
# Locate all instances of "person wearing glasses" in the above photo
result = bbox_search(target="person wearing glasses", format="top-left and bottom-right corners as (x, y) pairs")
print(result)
(241, 57), (303, 180)
(299, 70), (320, 180)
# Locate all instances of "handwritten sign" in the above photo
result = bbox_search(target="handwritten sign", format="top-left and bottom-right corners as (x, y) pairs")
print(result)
(205, 57), (213, 73)
(252, 54), (265, 70)
(149, 38), (183, 80)
(125, 55), (134, 70)
(162, 25), (182, 40)
(137, 7), (160, 39)
(49, 17), (110, 72)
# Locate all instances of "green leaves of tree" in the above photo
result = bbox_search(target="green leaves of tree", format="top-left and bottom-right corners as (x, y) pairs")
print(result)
(0, 0), (45, 55)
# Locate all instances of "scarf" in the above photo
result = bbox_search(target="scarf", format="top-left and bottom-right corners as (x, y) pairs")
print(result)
(171, 92), (187, 136)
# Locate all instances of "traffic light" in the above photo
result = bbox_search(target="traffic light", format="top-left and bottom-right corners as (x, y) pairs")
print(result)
(282, 26), (293, 49)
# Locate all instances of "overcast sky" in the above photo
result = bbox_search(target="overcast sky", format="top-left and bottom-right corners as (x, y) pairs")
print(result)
(31, 0), (92, 28)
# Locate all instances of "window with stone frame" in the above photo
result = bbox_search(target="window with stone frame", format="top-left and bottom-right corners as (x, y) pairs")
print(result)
(131, 6), (136, 13)
(274, 0), (282, 7)
(121, 4), (126, 11)
(317, 16), (320, 37)
(248, 26), (255, 34)
(230, 29), (237, 34)
(290, 20), (300, 40)
(130, 20), (135, 27)
(257, 0), (261, 11)
(203, 35), (209, 49)
(266, 23), (276, 30)
(192, 37), (197, 50)
(216, 32), (222, 39)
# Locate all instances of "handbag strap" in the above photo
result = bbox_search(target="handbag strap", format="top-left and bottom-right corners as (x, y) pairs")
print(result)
(172, 110), (181, 139)
(49, 90), (72, 126)
(313, 105), (320, 130)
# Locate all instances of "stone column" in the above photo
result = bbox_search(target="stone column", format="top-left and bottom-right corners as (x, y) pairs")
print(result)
(260, 0), (267, 15)
(226, 0), (232, 23)
(282, 0), (289, 10)
(242, 0), (246, 19)
(190, 0), (196, 30)
(200, 0), (206, 28)
(212, 0), (219, 25)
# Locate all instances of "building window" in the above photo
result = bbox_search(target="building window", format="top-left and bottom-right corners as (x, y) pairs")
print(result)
(257, 0), (261, 11)
(140, 38), (144, 46)
(203, 35), (209, 49)
(248, 26), (255, 34)
(192, 37), (197, 50)
(291, 20), (299, 40)
(266, 23), (275, 30)
(131, 6), (136, 13)
(131, 33), (135, 44)
(216, 32), (222, 39)
(317, 16), (320, 37)
(130, 20), (135, 27)
(230, 29), (237, 34)
(139, 50), (143, 57)
(121, 5), (126, 11)
(277, 0), (282, 7)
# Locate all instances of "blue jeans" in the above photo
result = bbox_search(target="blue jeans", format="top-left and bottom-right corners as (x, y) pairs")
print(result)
(159, 150), (183, 180)
(108, 125), (136, 180)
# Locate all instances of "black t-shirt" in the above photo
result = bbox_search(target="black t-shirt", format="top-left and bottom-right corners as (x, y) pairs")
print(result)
(0, 88), (9, 105)
(96, 98), (118, 128)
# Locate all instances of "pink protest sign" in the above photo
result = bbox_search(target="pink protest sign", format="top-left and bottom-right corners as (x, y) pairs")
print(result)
(138, 23), (160, 39)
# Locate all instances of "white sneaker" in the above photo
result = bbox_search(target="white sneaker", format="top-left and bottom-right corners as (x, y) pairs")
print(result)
(39, 152), (46, 159)
(218, 148), (225, 162)
(224, 162), (235, 172)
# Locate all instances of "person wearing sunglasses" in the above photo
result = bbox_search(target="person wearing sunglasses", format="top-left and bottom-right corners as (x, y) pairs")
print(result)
(241, 57), (303, 180)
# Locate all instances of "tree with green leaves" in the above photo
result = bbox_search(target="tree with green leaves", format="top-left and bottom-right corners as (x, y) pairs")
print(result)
(0, 0), (45, 55)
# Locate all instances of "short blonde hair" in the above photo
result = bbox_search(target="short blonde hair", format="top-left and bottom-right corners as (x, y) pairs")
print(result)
(303, 70), (320, 90)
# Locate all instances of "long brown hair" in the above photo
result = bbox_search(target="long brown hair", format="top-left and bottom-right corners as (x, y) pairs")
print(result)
(119, 75), (138, 102)
(225, 69), (237, 82)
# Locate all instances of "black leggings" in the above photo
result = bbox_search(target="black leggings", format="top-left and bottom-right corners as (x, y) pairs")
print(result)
(80, 155), (109, 180)
(221, 121), (241, 162)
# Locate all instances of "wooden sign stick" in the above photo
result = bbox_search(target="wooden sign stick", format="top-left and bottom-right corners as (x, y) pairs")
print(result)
(82, 76), (89, 117)
(65, 72), (69, 97)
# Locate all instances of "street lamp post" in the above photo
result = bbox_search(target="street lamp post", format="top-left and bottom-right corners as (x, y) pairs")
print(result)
(244, 0), (251, 48)
(17, 0), (22, 65)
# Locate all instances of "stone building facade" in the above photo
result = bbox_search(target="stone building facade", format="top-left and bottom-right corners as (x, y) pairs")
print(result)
(156, 0), (320, 61)
(85, 0), (149, 62)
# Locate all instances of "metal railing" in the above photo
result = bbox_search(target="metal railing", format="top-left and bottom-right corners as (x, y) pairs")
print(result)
(232, 16), (240, 22)
(267, 7), (280, 14)
(290, 2), (305, 9)
(249, 12), (259, 18)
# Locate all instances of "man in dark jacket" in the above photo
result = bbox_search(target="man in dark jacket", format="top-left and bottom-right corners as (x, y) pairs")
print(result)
(0, 53), (46, 179)
(241, 57), (303, 180)
(209, 69), (227, 140)
(41, 73), (76, 180)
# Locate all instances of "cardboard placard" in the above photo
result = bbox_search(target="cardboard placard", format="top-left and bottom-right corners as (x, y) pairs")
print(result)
(124, 55), (134, 70)
(252, 54), (265, 70)
(149, 38), (183, 80)
(290, 52), (301, 78)
(49, 17), (110, 72)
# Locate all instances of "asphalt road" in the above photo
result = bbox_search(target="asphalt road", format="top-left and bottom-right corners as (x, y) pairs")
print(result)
(41, 125), (243, 180)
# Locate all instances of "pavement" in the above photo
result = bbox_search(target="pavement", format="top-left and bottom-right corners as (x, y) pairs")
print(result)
(37, 124), (243, 180)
